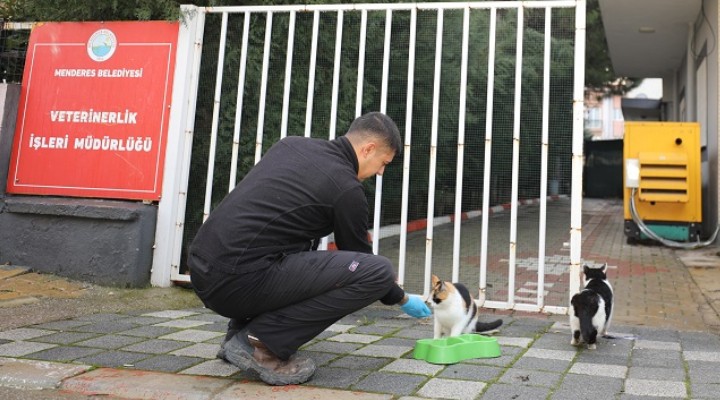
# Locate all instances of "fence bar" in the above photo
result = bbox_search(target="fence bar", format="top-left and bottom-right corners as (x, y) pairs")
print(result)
(514, 303), (542, 313)
(423, 9), (444, 297)
(398, 8), (417, 287)
(254, 12), (273, 163)
(507, 5), (524, 306)
(2, 21), (35, 29)
(537, 6), (552, 308)
(356, 10), (368, 118)
(155, 4), (205, 286)
(206, 2), (578, 14)
(479, 7), (497, 296)
(544, 305), (568, 314)
(372, 9), (393, 255)
(329, 11), (344, 139)
(228, 12), (251, 191)
(451, 6), (471, 284)
(304, 11), (320, 138)
(484, 300), (510, 309)
(569, 0), (587, 301)
(202, 12), (229, 222)
(380, 10), (392, 114)
(318, 10), (345, 253)
(280, 11), (296, 139)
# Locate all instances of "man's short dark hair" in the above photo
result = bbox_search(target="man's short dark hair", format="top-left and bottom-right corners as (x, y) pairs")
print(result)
(347, 112), (402, 155)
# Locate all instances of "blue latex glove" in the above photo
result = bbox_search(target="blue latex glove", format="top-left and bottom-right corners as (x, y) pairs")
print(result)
(401, 295), (432, 318)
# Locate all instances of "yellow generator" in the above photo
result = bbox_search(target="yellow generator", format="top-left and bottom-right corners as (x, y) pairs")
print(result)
(623, 122), (702, 243)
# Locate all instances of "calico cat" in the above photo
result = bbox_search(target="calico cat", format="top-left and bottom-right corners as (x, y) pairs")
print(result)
(430, 274), (503, 338)
(570, 264), (614, 349)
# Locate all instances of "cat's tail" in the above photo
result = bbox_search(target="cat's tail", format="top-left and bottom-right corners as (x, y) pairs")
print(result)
(475, 319), (503, 333)
(573, 292), (599, 345)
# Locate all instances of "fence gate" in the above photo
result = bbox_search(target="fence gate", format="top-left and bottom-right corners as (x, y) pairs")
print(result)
(153, 1), (586, 314)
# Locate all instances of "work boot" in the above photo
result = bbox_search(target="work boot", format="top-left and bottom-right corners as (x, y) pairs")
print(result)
(222, 331), (316, 385)
(475, 318), (504, 334)
(216, 318), (248, 360)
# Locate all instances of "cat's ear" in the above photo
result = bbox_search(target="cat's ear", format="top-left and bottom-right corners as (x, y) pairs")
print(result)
(583, 265), (590, 274)
(601, 263), (607, 273)
(431, 274), (440, 287)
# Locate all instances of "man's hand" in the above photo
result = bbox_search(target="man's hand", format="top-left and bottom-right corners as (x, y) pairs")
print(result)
(400, 295), (432, 318)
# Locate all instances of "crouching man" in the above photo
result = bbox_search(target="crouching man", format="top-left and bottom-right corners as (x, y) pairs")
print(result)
(188, 112), (431, 385)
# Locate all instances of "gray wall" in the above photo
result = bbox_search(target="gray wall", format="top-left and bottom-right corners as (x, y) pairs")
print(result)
(0, 84), (20, 195)
(696, 0), (719, 238)
(0, 83), (158, 287)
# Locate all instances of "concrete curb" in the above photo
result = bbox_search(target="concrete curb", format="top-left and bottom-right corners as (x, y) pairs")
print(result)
(2, 359), (392, 400)
(0, 357), (90, 390)
(328, 194), (569, 248)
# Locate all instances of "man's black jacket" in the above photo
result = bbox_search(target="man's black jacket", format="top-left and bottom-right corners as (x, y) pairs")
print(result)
(189, 135), (404, 304)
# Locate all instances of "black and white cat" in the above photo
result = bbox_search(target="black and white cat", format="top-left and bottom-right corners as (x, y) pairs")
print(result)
(570, 264), (614, 349)
(430, 274), (503, 338)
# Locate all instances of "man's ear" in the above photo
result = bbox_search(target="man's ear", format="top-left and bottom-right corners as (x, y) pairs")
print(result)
(361, 142), (377, 158)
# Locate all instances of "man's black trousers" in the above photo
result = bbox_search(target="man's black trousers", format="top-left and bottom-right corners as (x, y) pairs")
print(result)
(188, 250), (398, 360)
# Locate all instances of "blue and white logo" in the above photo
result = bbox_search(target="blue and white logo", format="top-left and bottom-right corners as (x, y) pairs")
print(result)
(87, 29), (117, 62)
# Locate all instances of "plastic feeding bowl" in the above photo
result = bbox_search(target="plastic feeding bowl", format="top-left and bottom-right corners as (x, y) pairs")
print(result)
(413, 334), (501, 364)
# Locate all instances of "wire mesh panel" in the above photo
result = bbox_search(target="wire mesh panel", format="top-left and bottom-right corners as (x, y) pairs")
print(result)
(1, 22), (33, 84)
(173, 1), (583, 313)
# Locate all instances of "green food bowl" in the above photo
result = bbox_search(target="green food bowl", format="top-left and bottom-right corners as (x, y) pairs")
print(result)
(413, 334), (501, 364)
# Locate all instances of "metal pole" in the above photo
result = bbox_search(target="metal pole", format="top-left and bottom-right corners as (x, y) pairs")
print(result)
(452, 6), (470, 284)
(205, 2), (578, 14)
(424, 9), (443, 297)
(280, 11), (296, 139)
(329, 11), (344, 139)
(507, 5), (524, 307)
(356, 10), (367, 118)
(229, 12), (251, 190)
(202, 12), (229, 222)
(537, 6), (552, 309)
(254, 12), (273, 162)
(569, 0), (587, 305)
(480, 7), (497, 301)
(304, 11), (320, 138)
(398, 8), (417, 287)
(373, 9), (392, 255)
(152, 5), (205, 286)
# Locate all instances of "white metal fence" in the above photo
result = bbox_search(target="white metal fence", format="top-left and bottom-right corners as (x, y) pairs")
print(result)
(1, 22), (34, 84)
(152, 1), (586, 315)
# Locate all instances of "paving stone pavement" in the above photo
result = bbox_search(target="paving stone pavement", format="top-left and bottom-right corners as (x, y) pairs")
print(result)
(1, 306), (720, 399)
(0, 198), (719, 399)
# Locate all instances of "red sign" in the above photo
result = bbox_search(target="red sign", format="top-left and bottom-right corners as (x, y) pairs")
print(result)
(7, 21), (179, 200)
